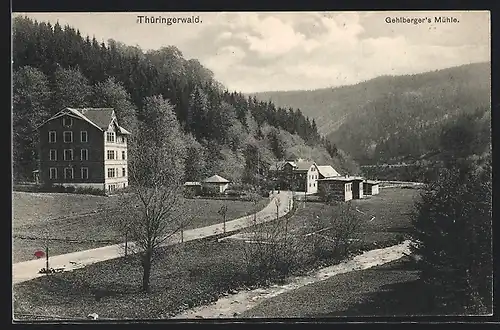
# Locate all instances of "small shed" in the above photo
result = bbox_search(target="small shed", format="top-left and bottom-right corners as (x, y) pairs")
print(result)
(317, 176), (355, 202)
(202, 175), (230, 194)
(363, 180), (380, 196)
(183, 181), (202, 196)
(351, 177), (365, 199)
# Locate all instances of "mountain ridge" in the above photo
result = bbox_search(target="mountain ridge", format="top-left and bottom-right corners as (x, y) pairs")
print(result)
(251, 62), (491, 136)
(252, 62), (491, 165)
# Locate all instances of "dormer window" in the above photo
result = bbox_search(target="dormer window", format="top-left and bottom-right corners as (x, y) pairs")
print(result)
(107, 132), (115, 143)
(63, 117), (73, 127)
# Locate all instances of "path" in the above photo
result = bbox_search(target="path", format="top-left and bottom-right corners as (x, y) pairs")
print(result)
(172, 240), (412, 319)
(12, 191), (294, 285)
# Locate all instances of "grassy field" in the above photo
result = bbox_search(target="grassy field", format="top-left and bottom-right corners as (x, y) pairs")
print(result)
(242, 187), (420, 248)
(13, 187), (421, 320)
(12, 192), (111, 229)
(13, 192), (268, 263)
(240, 257), (428, 318)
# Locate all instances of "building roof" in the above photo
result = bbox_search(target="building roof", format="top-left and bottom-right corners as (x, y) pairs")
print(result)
(365, 180), (380, 185)
(294, 161), (315, 171)
(76, 108), (115, 130)
(203, 175), (230, 183)
(269, 160), (296, 171)
(36, 107), (131, 134)
(183, 181), (201, 186)
(316, 165), (340, 178)
(318, 176), (358, 182)
(118, 126), (132, 135)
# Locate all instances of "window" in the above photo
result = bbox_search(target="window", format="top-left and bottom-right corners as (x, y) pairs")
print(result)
(122, 167), (126, 177)
(122, 151), (126, 160)
(107, 168), (116, 178)
(63, 117), (73, 127)
(49, 168), (57, 179)
(81, 167), (89, 179)
(108, 184), (116, 192)
(63, 131), (73, 143)
(81, 149), (88, 160)
(63, 149), (73, 161)
(313, 183), (316, 187)
(107, 150), (115, 160)
(81, 131), (88, 142)
(49, 131), (56, 143)
(49, 149), (57, 161)
(64, 167), (74, 179)
(106, 132), (115, 143)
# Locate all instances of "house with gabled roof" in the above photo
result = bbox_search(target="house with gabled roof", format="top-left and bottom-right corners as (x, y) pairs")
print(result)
(202, 174), (231, 194)
(36, 107), (131, 193)
(269, 158), (320, 194)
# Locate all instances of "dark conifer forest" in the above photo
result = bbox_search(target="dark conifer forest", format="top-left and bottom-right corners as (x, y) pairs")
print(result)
(12, 16), (359, 183)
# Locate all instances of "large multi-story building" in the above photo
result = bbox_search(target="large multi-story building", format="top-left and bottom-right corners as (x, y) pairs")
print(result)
(37, 107), (131, 193)
(269, 159), (322, 194)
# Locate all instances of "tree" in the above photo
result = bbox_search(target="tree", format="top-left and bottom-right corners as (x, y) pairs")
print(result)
(183, 134), (208, 182)
(12, 66), (51, 181)
(120, 95), (188, 293)
(91, 76), (138, 133)
(412, 151), (492, 314)
(267, 128), (286, 160)
(306, 202), (363, 262)
(242, 195), (297, 283)
(52, 66), (92, 111)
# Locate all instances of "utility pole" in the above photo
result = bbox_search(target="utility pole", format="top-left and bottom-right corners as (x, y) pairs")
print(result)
(257, 151), (260, 189)
(218, 204), (228, 233)
(44, 227), (49, 274)
(253, 195), (258, 226)
(124, 230), (128, 257)
(275, 197), (281, 221)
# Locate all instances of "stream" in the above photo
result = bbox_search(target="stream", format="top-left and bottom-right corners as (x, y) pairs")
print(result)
(172, 240), (412, 319)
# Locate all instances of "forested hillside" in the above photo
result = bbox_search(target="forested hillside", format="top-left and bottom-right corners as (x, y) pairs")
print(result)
(12, 16), (359, 183)
(253, 63), (491, 165)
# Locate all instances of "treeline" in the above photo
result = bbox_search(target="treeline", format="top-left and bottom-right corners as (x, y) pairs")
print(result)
(327, 62), (491, 165)
(12, 16), (359, 183)
(360, 108), (491, 182)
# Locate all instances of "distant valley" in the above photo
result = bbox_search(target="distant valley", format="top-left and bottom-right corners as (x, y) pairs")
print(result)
(252, 62), (491, 165)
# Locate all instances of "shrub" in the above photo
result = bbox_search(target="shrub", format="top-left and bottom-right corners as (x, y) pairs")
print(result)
(224, 190), (241, 197)
(74, 186), (106, 196)
(306, 202), (363, 263)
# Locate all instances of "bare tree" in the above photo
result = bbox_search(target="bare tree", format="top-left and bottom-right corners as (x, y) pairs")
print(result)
(242, 195), (299, 283)
(116, 95), (191, 293)
(305, 202), (363, 262)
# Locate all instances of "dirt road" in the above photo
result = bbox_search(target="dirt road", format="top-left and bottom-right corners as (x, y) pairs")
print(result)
(12, 191), (294, 284)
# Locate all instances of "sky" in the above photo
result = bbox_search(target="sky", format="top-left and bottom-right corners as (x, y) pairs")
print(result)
(14, 11), (490, 93)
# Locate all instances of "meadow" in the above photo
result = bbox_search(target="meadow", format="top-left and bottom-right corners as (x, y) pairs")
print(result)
(13, 187), (421, 320)
(12, 192), (268, 263)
